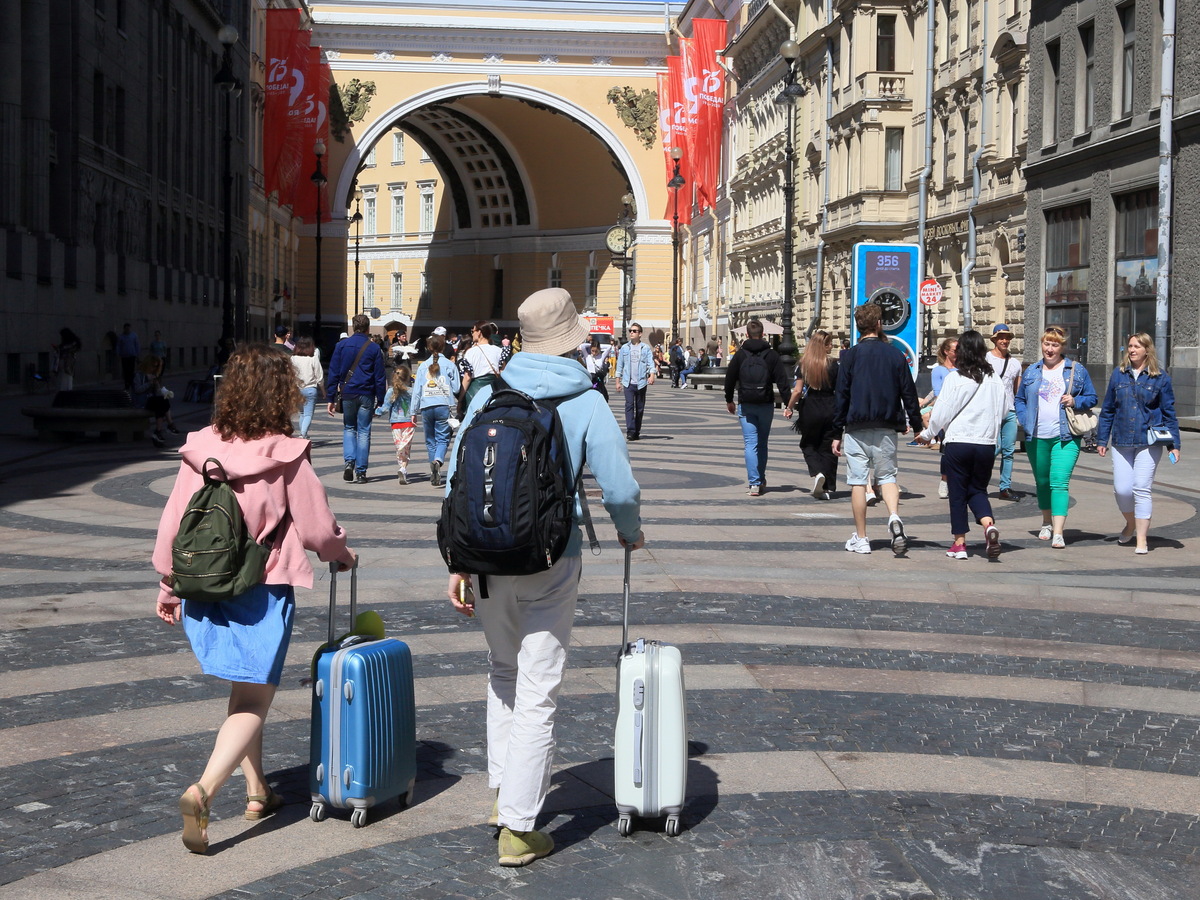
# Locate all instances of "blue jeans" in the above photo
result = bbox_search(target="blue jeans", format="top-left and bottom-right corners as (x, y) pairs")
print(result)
(341, 394), (374, 473)
(738, 403), (774, 487)
(421, 405), (452, 466)
(996, 408), (1018, 490)
(298, 386), (318, 438)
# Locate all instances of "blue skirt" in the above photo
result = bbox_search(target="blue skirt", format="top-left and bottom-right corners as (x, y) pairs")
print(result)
(181, 584), (295, 685)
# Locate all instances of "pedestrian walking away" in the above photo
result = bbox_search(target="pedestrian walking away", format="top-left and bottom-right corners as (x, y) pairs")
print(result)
(615, 323), (655, 440)
(152, 343), (357, 854)
(379, 364), (416, 484)
(831, 303), (923, 556)
(444, 287), (644, 868)
(724, 319), (793, 496)
(1095, 332), (1182, 554)
(116, 322), (140, 392)
(785, 329), (840, 500)
(411, 332), (461, 487)
(916, 331), (1006, 560)
(326, 314), (387, 484)
(1013, 325), (1098, 548)
(986, 324), (1022, 500)
(290, 336), (324, 439)
(669, 338), (685, 387)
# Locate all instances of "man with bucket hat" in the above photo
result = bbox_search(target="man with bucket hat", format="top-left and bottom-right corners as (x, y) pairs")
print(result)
(443, 288), (645, 867)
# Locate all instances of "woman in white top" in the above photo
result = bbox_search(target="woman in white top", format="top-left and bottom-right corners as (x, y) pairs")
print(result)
(289, 337), (324, 439)
(916, 330), (1007, 560)
(459, 321), (510, 413)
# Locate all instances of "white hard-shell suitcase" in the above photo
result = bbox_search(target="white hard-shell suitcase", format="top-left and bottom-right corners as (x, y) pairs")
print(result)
(613, 547), (687, 836)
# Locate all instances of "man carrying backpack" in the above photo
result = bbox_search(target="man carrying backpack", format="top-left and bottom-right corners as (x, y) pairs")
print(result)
(724, 319), (793, 496)
(442, 288), (644, 868)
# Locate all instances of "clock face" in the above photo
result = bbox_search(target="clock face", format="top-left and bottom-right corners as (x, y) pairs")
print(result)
(605, 226), (631, 254)
(872, 290), (910, 332)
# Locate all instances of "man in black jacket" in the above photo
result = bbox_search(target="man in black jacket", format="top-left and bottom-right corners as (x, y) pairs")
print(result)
(831, 304), (923, 554)
(724, 320), (793, 496)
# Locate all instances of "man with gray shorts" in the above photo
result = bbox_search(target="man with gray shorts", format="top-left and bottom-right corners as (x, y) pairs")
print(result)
(831, 303), (924, 555)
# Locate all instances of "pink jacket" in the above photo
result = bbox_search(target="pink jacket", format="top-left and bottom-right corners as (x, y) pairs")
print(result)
(153, 427), (354, 605)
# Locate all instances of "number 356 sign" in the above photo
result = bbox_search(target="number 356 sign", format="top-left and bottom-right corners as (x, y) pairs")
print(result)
(852, 242), (920, 379)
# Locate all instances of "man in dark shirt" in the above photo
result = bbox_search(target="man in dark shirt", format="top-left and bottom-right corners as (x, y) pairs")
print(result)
(723, 320), (792, 496)
(831, 304), (923, 556)
(326, 315), (387, 483)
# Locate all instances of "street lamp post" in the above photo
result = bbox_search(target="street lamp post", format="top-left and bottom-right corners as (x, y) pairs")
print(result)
(214, 25), (243, 344)
(618, 191), (636, 340)
(349, 190), (363, 317)
(312, 139), (328, 349)
(668, 146), (685, 343)
(775, 39), (805, 366)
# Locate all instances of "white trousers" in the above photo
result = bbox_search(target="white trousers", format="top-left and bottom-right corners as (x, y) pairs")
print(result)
(477, 555), (581, 832)
(1111, 444), (1162, 520)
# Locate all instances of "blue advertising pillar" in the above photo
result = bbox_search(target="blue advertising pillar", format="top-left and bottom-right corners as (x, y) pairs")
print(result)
(851, 242), (921, 379)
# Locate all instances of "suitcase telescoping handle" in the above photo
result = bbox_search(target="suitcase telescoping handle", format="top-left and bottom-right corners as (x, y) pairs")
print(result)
(326, 560), (359, 645)
(620, 544), (632, 651)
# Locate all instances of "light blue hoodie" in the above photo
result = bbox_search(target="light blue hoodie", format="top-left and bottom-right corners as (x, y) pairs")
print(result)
(443, 351), (642, 556)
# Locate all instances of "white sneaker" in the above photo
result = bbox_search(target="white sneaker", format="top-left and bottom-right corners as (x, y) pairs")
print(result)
(812, 473), (826, 498)
(864, 487), (878, 505)
(938, 480), (948, 499)
(845, 533), (872, 554)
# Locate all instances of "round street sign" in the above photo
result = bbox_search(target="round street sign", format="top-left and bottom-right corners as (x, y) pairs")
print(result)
(918, 278), (943, 307)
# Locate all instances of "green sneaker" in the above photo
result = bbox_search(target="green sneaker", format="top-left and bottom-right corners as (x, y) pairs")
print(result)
(497, 827), (553, 867)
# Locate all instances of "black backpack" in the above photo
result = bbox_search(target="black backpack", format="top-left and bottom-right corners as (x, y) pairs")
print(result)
(438, 387), (585, 576)
(737, 348), (773, 403)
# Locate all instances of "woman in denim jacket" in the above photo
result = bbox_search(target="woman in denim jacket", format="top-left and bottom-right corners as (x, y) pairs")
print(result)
(1095, 333), (1181, 555)
(1013, 326), (1098, 548)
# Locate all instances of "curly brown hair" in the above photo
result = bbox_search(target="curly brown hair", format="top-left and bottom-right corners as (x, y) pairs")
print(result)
(212, 344), (300, 440)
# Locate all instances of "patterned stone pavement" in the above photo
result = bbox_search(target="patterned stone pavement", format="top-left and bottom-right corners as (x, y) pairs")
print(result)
(2, 377), (1200, 899)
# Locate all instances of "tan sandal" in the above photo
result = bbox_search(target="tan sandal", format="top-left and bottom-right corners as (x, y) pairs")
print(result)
(244, 788), (284, 821)
(179, 783), (211, 854)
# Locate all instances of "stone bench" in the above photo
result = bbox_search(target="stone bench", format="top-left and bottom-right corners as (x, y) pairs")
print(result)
(22, 390), (150, 443)
(684, 366), (727, 390)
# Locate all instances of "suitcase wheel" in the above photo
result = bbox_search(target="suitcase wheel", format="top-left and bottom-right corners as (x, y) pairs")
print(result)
(310, 801), (327, 823)
(351, 807), (368, 828)
(665, 814), (682, 837)
(617, 814), (633, 837)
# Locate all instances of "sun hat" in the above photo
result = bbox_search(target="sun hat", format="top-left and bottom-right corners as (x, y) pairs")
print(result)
(990, 324), (1014, 340)
(517, 288), (590, 357)
(432, 326), (447, 336)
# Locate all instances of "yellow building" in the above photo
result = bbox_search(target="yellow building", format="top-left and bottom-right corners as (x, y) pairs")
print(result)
(308, 1), (688, 340)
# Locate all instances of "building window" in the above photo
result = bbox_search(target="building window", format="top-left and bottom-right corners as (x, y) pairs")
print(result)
(1078, 23), (1095, 131)
(548, 267), (563, 289)
(391, 272), (402, 310)
(1044, 203), (1091, 356)
(585, 267), (599, 304)
(391, 190), (405, 234)
(419, 183), (436, 232)
(1113, 189), (1158, 357)
(885, 128), (903, 191)
(877, 15), (896, 72)
(1045, 39), (1061, 144)
(960, 108), (971, 181)
(392, 131), (404, 164)
(364, 272), (375, 304)
(939, 116), (950, 184)
(364, 195), (376, 235)
(364, 145), (376, 167)
(1118, 4), (1136, 118)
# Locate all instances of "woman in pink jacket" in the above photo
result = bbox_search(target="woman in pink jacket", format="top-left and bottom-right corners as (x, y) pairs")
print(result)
(153, 344), (356, 854)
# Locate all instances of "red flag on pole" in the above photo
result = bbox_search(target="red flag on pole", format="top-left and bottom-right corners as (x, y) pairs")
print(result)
(289, 46), (331, 223)
(691, 19), (727, 212)
(666, 55), (694, 225)
(263, 9), (305, 197)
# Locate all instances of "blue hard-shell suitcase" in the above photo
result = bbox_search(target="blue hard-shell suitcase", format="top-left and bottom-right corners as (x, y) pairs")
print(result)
(309, 563), (416, 827)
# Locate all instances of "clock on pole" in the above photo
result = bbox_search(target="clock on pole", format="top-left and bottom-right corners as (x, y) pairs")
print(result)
(605, 225), (633, 255)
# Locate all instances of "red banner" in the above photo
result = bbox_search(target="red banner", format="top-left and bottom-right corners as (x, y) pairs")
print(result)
(691, 19), (727, 212)
(263, 9), (305, 197)
(289, 46), (331, 223)
(666, 55), (694, 225)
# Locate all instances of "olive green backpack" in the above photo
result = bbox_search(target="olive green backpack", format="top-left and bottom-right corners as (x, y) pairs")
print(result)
(168, 458), (275, 602)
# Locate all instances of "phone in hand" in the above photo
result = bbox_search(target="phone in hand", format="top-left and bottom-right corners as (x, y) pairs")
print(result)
(459, 579), (475, 617)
